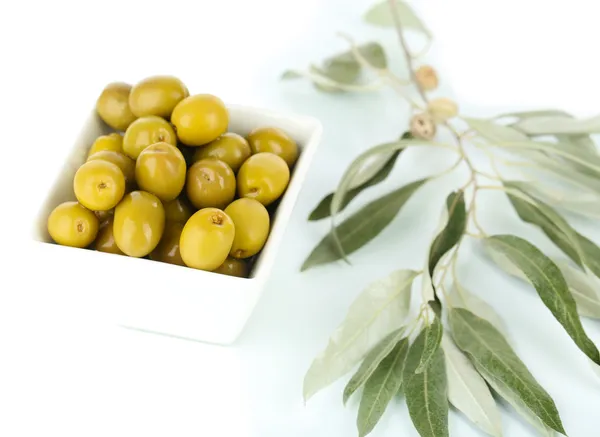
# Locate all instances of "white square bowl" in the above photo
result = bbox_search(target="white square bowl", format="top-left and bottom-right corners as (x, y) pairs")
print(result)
(31, 103), (323, 345)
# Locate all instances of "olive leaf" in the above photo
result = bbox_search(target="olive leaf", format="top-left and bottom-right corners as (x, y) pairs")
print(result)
(464, 117), (529, 143)
(493, 109), (572, 121)
(485, 235), (600, 365)
(555, 134), (598, 155)
(441, 333), (502, 437)
(403, 327), (449, 437)
(504, 183), (600, 279)
(301, 178), (427, 271)
(513, 114), (600, 135)
(476, 366), (557, 437)
(555, 261), (600, 319)
(497, 140), (600, 178)
(303, 269), (418, 401)
(483, 240), (600, 320)
(343, 327), (406, 405)
(416, 317), (443, 374)
(446, 285), (507, 337)
(281, 70), (303, 80)
(364, 0), (431, 39)
(329, 138), (436, 226)
(313, 42), (387, 91)
(309, 132), (412, 221)
(507, 180), (600, 220)
(503, 184), (584, 268)
(357, 338), (410, 437)
(449, 308), (566, 434)
(428, 191), (467, 276)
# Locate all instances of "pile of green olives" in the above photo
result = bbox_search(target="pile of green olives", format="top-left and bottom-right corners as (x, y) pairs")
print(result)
(46, 75), (300, 278)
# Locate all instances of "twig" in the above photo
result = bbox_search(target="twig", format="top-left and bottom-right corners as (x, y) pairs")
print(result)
(387, 0), (429, 105)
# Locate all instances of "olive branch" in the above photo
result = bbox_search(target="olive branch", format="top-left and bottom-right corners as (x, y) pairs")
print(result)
(281, 1), (600, 436)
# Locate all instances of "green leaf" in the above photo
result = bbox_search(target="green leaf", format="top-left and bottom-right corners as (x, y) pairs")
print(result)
(476, 366), (557, 437)
(497, 140), (600, 178)
(403, 327), (449, 437)
(504, 184), (584, 267)
(281, 70), (303, 80)
(303, 269), (418, 400)
(505, 183), (600, 279)
(449, 308), (566, 434)
(484, 240), (600, 320)
(309, 133), (412, 221)
(364, 0), (431, 38)
(464, 117), (529, 143)
(507, 180), (600, 220)
(494, 109), (572, 121)
(556, 261), (600, 319)
(428, 191), (467, 276)
(555, 134), (598, 155)
(301, 179), (426, 271)
(343, 327), (406, 405)
(441, 334), (502, 437)
(357, 338), (410, 437)
(447, 285), (507, 337)
(416, 317), (443, 374)
(316, 42), (387, 87)
(485, 235), (600, 365)
(514, 114), (600, 135)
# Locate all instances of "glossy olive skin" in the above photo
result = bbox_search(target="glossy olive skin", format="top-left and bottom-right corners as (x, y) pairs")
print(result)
(129, 75), (189, 119)
(123, 115), (177, 160)
(87, 150), (136, 189)
(47, 201), (99, 248)
(224, 198), (270, 259)
(186, 158), (236, 209)
(150, 221), (185, 266)
(213, 257), (249, 278)
(237, 153), (290, 206)
(74, 160), (126, 211)
(93, 218), (123, 255)
(113, 191), (165, 257)
(247, 127), (299, 168)
(135, 142), (186, 202)
(94, 209), (114, 224)
(179, 208), (235, 270)
(193, 133), (251, 173)
(88, 133), (123, 157)
(96, 82), (137, 132)
(171, 94), (228, 146)
(164, 197), (193, 223)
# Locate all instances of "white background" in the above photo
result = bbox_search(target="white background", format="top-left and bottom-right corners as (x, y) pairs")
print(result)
(1, 0), (600, 436)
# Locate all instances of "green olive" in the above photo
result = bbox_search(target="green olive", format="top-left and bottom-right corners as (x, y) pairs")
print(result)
(150, 221), (185, 266)
(93, 218), (123, 255)
(129, 75), (189, 119)
(171, 94), (228, 146)
(224, 198), (270, 259)
(87, 150), (136, 189)
(96, 82), (137, 132)
(213, 257), (249, 278)
(135, 142), (186, 202)
(163, 197), (193, 223)
(74, 159), (126, 211)
(179, 208), (234, 271)
(88, 133), (124, 157)
(113, 191), (165, 257)
(123, 115), (177, 160)
(192, 132), (251, 172)
(247, 127), (299, 167)
(237, 152), (290, 206)
(186, 158), (236, 209)
(47, 201), (99, 248)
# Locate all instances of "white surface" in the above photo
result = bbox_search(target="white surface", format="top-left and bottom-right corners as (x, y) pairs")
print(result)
(29, 105), (322, 345)
(2, 0), (600, 436)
